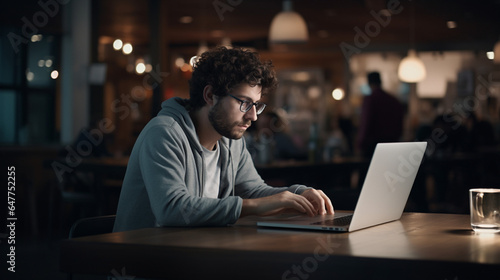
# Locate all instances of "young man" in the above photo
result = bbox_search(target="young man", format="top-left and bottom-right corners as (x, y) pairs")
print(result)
(113, 47), (334, 232)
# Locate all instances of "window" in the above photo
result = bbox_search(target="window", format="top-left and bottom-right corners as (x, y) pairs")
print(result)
(0, 27), (59, 144)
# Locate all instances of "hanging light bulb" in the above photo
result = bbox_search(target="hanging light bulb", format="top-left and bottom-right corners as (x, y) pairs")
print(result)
(332, 88), (345, 101)
(122, 43), (133, 55)
(113, 39), (123, 50)
(398, 1), (426, 83)
(269, 0), (308, 44)
(398, 50), (426, 83)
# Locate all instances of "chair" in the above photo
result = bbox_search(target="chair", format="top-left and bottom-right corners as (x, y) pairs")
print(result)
(67, 215), (116, 280)
(48, 167), (100, 238)
(69, 215), (116, 239)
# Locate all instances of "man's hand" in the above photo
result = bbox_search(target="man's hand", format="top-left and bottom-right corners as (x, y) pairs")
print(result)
(300, 189), (334, 215)
(241, 191), (317, 217)
(240, 189), (334, 217)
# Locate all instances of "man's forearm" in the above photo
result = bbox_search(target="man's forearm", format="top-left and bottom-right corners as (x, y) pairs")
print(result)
(240, 199), (258, 217)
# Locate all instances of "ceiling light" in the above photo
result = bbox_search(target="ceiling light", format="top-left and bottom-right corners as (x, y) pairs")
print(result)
(398, 2), (425, 83)
(210, 30), (225, 38)
(307, 86), (321, 99)
(446, 21), (457, 29)
(51, 70), (59, 79)
(332, 88), (345, 101)
(135, 58), (146, 74)
(26, 70), (34, 82)
(122, 43), (133, 55)
(175, 57), (185, 68)
(179, 16), (193, 24)
(487, 51), (494, 60)
(269, 0), (308, 44)
(380, 9), (391, 17)
(99, 36), (114, 45)
(135, 63), (146, 74)
(31, 34), (43, 42)
(291, 71), (310, 82)
(398, 49), (426, 83)
(113, 39), (123, 50)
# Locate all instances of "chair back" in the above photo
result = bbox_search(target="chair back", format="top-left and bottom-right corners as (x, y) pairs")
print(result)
(69, 215), (116, 238)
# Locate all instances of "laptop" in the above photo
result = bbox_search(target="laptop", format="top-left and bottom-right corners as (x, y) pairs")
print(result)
(257, 142), (427, 232)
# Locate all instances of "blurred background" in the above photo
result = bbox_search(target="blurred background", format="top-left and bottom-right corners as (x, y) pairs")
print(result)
(1, 1), (500, 276)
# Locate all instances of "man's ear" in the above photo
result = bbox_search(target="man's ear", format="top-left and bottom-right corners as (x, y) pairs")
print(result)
(203, 85), (215, 106)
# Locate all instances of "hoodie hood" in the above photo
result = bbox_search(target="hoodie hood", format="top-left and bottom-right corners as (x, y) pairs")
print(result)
(158, 97), (204, 153)
(158, 97), (232, 153)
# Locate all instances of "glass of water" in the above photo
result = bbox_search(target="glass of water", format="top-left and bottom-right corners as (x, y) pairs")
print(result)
(469, 188), (500, 234)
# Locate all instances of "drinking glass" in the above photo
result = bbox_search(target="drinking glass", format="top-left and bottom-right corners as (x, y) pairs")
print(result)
(469, 188), (500, 233)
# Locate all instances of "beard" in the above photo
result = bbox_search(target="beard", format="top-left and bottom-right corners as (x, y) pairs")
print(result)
(208, 101), (251, 139)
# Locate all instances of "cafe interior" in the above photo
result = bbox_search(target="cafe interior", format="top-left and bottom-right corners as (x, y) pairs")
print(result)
(2, 0), (500, 279)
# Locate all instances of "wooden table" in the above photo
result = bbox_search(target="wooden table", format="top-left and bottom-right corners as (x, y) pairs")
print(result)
(59, 212), (500, 280)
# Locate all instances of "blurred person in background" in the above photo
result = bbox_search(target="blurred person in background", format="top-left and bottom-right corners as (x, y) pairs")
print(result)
(357, 71), (404, 157)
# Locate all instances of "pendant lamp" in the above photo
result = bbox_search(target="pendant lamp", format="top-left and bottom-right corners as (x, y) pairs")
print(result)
(269, 0), (308, 44)
(398, 49), (426, 83)
(397, 2), (426, 83)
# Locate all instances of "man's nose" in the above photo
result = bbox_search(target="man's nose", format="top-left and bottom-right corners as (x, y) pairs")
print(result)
(244, 105), (258, 122)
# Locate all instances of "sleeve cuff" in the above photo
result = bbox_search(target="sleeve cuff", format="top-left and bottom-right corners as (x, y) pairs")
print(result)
(290, 184), (311, 194)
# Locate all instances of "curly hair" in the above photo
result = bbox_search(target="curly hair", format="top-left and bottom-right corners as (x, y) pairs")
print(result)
(188, 47), (278, 110)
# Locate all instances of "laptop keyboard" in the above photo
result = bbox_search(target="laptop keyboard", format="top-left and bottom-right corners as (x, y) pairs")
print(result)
(312, 215), (353, 226)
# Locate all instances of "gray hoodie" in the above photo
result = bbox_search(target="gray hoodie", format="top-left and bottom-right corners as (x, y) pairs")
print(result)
(113, 97), (308, 232)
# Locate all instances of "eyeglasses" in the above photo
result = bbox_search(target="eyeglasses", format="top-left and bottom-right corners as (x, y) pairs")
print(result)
(228, 94), (266, 115)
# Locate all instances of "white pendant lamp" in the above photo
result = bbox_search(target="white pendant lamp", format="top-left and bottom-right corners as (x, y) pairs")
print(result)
(398, 49), (426, 83)
(269, 0), (308, 44)
(494, 39), (500, 64)
(398, 2), (425, 83)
